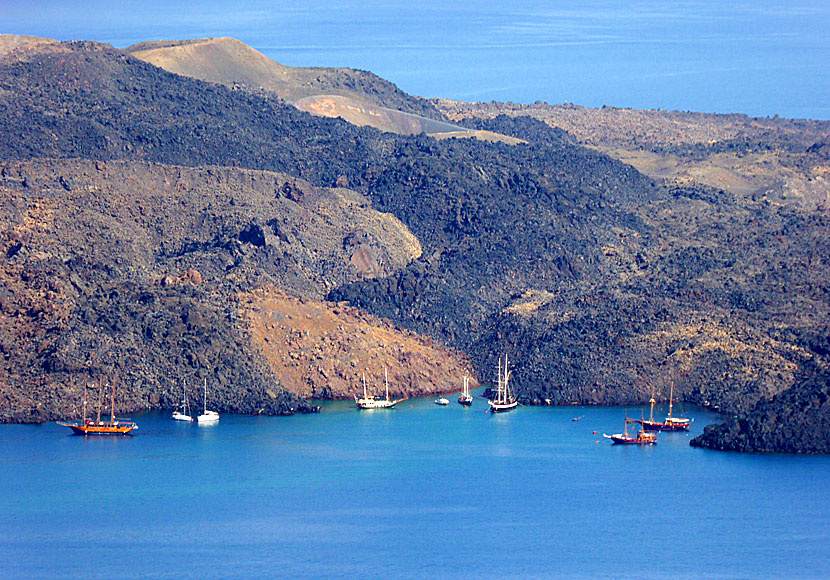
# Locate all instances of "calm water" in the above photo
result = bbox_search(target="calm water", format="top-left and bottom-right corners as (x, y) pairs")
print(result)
(5, 1), (829, 119)
(1, 394), (828, 579)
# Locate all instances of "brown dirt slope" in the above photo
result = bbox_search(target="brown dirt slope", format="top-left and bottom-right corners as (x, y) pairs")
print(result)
(125, 37), (443, 120)
(241, 286), (477, 400)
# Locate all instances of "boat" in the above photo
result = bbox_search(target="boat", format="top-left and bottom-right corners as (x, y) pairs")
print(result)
(603, 410), (657, 445)
(196, 378), (220, 423)
(58, 376), (138, 436)
(458, 375), (473, 405)
(631, 384), (691, 432)
(354, 369), (402, 409)
(434, 395), (450, 405)
(488, 355), (518, 413)
(172, 381), (194, 422)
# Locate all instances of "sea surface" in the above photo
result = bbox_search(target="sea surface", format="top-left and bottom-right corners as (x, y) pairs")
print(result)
(5, 1), (829, 119)
(1, 394), (829, 579)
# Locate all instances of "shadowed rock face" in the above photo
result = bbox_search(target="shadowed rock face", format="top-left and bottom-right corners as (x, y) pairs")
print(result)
(1, 38), (829, 452)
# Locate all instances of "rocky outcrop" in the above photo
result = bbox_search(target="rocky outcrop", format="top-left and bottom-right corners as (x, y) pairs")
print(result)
(691, 360), (830, 453)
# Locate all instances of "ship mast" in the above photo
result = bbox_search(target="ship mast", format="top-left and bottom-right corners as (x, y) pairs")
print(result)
(96, 376), (103, 424)
(385, 368), (389, 402)
(82, 377), (88, 424)
(110, 374), (116, 425)
(668, 382), (675, 419)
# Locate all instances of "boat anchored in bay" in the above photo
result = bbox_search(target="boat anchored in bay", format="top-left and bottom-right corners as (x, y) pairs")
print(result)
(488, 355), (518, 413)
(196, 378), (219, 424)
(172, 380), (194, 422)
(603, 410), (657, 445)
(58, 376), (138, 436)
(458, 375), (473, 406)
(630, 384), (691, 432)
(355, 369), (402, 409)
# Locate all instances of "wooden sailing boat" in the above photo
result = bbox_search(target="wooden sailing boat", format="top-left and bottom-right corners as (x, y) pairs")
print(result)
(172, 380), (193, 422)
(355, 369), (402, 409)
(196, 378), (219, 423)
(603, 410), (657, 445)
(631, 384), (691, 432)
(458, 375), (473, 405)
(488, 355), (517, 413)
(58, 376), (138, 435)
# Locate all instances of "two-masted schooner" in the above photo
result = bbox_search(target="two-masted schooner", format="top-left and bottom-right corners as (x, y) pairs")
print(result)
(630, 384), (690, 431)
(355, 369), (402, 409)
(458, 375), (473, 405)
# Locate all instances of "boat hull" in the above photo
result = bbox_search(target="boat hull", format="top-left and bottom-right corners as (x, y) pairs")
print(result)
(355, 400), (398, 409)
(633, 419), (690, 432)
(60, 422), (137, 436)
(604, 433), (657, 445)
(488, 400), (518, 413)
(458, 396), (473, 406)
(197, 411), (220, 423)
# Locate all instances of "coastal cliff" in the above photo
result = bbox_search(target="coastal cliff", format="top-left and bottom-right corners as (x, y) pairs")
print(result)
(1, 37), (829, 453)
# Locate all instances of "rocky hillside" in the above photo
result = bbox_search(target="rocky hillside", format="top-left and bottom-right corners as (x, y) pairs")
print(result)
(0, 157), (463, 422)
(1, 38), (828, 453)
(436, 100), (830, 209)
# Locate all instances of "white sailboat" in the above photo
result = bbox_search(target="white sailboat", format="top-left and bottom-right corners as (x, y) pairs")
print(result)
(196, 378), (219, 423)
(458, 375), (473, 405)
(172, 381), (193, 422)
(355, 369), (401, 409)
(488, 354), (518, 413)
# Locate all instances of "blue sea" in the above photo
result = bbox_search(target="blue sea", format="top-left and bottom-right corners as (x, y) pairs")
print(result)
(4, 0), (829, 119)
(2, 394), (829, 579)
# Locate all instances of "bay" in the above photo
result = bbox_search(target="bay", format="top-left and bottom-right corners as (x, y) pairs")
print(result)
(1, 394), (828, 579)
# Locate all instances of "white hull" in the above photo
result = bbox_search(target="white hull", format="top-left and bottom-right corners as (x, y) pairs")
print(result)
(355, 397), (398, 409)
(435, 397), (449, 405)
(172, 411), (193, 422)
(197, 411), (219, 423)
(488, 399), (518, 412)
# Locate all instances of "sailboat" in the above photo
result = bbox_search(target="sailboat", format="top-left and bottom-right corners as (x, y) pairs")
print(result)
(354, 369), (401, 409)
(631, 384), (691, 432)
(196, 378), (219, 423)
(172, 381), (193, 422)
(488, 355), (518, 413)
(58, 376), (138, 435)
(458, 375), (473, 405)
(603, 410), (658, 445)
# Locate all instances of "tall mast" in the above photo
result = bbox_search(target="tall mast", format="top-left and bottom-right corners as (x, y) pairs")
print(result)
(82, 377), (88, 424)
(110, 374), (116, 424)
(363, 373), (367, 399)
(649, 387), (656, 422)
(385, 368), (389, 401)
(203, 377), (208, 413)
(668, 382), (675, 419)
(497, 357), (503, 403)
(96, 376), (103, 424)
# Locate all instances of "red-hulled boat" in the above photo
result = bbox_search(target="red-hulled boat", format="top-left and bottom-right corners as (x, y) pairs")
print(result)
(604, 411), (658, 445)
(630, 384), (691, 432)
